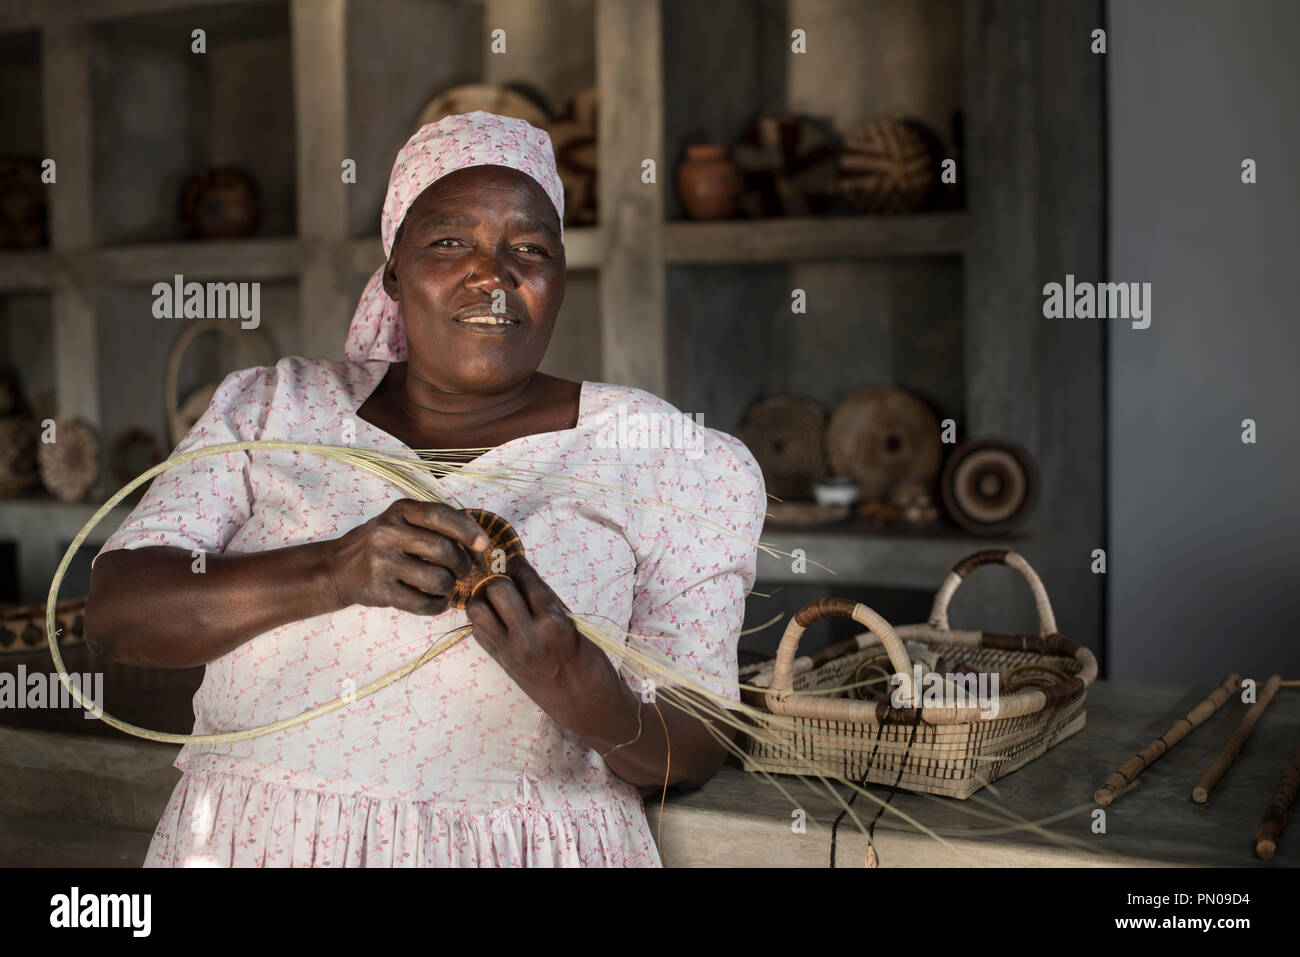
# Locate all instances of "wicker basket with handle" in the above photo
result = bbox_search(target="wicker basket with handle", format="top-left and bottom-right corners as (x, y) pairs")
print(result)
(739, 549), (1097, 799)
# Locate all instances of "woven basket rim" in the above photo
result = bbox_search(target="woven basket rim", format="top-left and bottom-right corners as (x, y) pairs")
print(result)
(751, 626), (1095, 726)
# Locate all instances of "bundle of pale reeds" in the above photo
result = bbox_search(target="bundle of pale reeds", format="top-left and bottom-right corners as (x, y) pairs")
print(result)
(43, 439), (1099, 864)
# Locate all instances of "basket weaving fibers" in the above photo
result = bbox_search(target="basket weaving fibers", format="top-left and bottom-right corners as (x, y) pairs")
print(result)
(740, 549), (1096, 800)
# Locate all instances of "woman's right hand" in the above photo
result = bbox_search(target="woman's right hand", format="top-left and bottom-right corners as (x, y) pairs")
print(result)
(325, 499), (491, 616)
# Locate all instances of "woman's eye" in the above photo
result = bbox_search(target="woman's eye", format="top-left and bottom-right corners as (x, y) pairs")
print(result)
(517, 244), (548, 257)
(430, 238), (463, 248)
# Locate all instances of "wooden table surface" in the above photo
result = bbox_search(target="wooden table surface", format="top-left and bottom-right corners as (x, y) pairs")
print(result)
(651, 679), (1300, 867)
(2, 678), (1296, 867)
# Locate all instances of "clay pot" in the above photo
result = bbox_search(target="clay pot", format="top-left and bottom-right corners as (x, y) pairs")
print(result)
(179, 169), (261, 239)
(677, 144), (742, 219)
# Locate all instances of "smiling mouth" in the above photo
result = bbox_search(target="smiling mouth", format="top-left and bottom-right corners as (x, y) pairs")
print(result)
(454, 314), (519, 326)
(452, 312), (523, 337)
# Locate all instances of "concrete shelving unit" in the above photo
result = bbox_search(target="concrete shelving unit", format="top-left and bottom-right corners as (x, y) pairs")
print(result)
(0, 0), (1104, 665)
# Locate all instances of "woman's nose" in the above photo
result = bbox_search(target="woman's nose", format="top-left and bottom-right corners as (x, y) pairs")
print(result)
(464, 246), (514, 290)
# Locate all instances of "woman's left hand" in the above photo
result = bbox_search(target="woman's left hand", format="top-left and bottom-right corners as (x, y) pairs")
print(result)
(466, 553), (733, 789)
(464, 555), (596, 708)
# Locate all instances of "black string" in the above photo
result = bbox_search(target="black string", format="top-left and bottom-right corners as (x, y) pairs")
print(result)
(829, 706), (926, 868)
(830, 722), (884, 868)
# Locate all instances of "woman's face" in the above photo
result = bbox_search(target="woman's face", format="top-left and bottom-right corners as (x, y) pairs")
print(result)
(383, 165), (565, 393)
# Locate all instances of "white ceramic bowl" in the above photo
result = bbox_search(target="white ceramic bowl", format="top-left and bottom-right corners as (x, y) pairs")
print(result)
(813, 478), (860, 508)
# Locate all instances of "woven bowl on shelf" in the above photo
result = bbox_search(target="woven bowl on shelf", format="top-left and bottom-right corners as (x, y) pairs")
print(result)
(940, 438), (1038, 536)
(412, 83), (551, 137)
(826, 385), (942, 503)
(737, 395), (828, 502)
(548, 87), (598, 226)
(36, 417), (99, 503)
(0, 596), (87, 652)
(0, 416), (39, 497)
(731, 110), (839, 218)
(838, 119), (935, 214)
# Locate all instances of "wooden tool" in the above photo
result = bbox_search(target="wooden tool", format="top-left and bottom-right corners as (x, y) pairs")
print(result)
(1255, 738), (1300, 859)
(1192, 674), (1282, 803)
(1093, 673), (1241, 807)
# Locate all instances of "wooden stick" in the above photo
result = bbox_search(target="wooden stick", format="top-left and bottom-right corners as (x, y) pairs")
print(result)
(1192, 674), (1283, 804)
(1093, 674), (1241, 806)
(1255, 739), (1300, 859)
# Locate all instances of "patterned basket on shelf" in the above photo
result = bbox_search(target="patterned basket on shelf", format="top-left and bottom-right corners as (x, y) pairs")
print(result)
(0, 596), (87, 652)
(739, 549), (1097, 799)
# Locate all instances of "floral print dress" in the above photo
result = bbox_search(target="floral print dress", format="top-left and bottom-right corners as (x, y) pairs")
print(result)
(93, 356), (766, 867)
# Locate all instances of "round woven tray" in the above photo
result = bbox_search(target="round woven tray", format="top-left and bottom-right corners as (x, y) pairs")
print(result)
(37, 417), (99, 503)
(412, 83), (551, 137)
(826, 386), (942, 502)
(940, 438), (1038, 535)
(737, 395), (828, 501)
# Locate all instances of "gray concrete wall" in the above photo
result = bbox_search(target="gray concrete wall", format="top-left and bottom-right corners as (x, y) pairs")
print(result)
(89, 2), (295, 243)
(1108, 0), (1300, 680)
(0, 31), (42, 156)
(345, 0), (483, 238)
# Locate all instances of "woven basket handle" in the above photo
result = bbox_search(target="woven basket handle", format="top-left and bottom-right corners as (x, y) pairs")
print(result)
(769, 598), (912, 694)
(928, 549), (1058, 637)
(165, 318), (273, 446)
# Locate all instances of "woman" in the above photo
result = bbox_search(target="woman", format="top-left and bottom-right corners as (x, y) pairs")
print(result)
(85, 111), (767, 867)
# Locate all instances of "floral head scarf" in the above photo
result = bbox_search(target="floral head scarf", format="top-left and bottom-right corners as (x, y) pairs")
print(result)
(343, 110), (565, 362)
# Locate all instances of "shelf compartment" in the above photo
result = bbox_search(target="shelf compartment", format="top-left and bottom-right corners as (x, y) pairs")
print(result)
(89, 0), (296, 245)
(79, 237), (304, 283)
(0, 252), (54, 291)
(663, 213), (965, 264)
(343, 0), (598, 239)
(756, 516), (1020, 589)
(0, 497), (132, 603)
(0, 289), (54, 409)
(0, 29), (46, 255)
(665, 257), (965, 441)
(94, 279), (299, 474)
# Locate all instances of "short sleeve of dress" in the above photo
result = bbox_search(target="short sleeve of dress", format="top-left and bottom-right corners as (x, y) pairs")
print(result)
(91, 364), (277, 568)
(623, 426), (767, 704)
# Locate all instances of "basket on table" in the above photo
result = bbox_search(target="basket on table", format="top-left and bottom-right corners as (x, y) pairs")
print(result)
(739, 549), (1097, 799)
